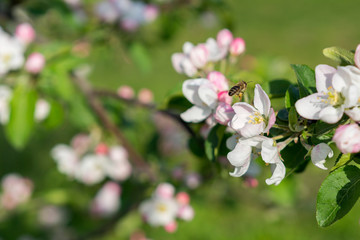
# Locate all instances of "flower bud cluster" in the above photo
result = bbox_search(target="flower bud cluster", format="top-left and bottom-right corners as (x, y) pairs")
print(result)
(51, 133), (132, 185)
(171, 29), (245, 77)
(95, 0), (158, 31)
(139, 183), (194, 233)
(0, 174), (33, 210)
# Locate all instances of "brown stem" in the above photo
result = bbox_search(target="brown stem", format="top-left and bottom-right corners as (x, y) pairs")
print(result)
(70, 72), (156, 181)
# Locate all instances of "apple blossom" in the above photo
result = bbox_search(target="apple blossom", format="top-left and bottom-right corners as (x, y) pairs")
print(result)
(205, 38), (228, 62)
(189, 44), (209, 68)
(311, 143), (333, 170)
(355, 44), (360, 69)
(214, 102), (235, 125)
(176, 192), (190, 205)
(105, 146), (132, 181)
(164, 221), (178, 233)
(25, 53), (45, 74)
(295, 65), (360, 124)
(177, 205), (194, 221)
(155, 183), (175, 199)
(333, 124), (360, 154)
(95, 143), (109, 155)
(229, 84), (275, 138)
(0, 29), (25, 75)
(1, 174), (33, 210)
(91, 181), (121, 217)
(51, 144), (79, 177)
(15, 23), (36, 44)
(227, 136), (285, 186)
(216, 29), (233, 48)
(229, 38), (246, 56)
(75, 154), (107, 185)
(0, 85), (12, 124)
(34, 99), (50, 122)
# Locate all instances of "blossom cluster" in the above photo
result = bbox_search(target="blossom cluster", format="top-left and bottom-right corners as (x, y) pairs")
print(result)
(139, 183), (194, 233)
(95, 0), (158, 31)
(51, 134), (132, 185)
(0, 174), (33, 210)
(0, 23), (45, 76)
(171, 29), (245, 77)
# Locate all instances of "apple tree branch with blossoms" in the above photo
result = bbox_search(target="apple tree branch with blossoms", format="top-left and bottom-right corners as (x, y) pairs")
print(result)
(1, 0), (360, 239)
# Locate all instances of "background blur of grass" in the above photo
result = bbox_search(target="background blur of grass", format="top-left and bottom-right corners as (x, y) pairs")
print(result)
(2, 0), (360, 239)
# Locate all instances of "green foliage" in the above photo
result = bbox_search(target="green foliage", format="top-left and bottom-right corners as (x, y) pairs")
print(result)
(280, 141), (308, 172)
(285, 85), (300, 109)
(129, 42), (152, 73)
(267, 79), (291, 98)
(323, 47), (355, 66)
(316, 165), (360, 227)
(331, 154), (352, 172)
(6, 81), (37, 149)
(291, 64), (316, 98)
(205, 124), (226, 162)
(42, 100), (65, 129)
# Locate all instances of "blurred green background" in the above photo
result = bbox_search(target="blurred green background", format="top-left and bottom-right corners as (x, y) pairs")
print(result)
(1, 0), (360, 239)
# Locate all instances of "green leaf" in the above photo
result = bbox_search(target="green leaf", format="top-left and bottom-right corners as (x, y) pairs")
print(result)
(277, 108), (289, 122)
(288, 107), (298, 132)
(280, 141), (308, 170)
(129, 42), (152, 73)
(42, 100), (65, 129)
(205, 124), (226, 162)
(267, 79), (291, 98)
(285, 85), (300, 109)
(323, 47), (355, 66)
(165, 95), (193, 113)
(331, 153), (352, 172)
(291, 64), (316, 98)
(6, 82), (37, 149)
(188, 136), (205, 158)
(316, 165), (360, 227)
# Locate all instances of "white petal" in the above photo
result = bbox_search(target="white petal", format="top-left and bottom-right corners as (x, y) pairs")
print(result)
(261, 138), (280, 164)
(332, 67), (353, 92)
(239, 122), (265, 138)
(311, 143), (333, 170)
(345, 107), (360, 121)
(344, 85), (359, 108)
(315, 64), (336, 93)
(183, 42), (194, 55)
(265, 162), (286, 186)
(355, 44), (360, 69)
(171, 53), (185, 74)
(198, 83), (218, 109)
(254, 84), (270, 116)
(229, 160), (251, 177)
(229, 102), (256, 131)
(319, 106), (344, 124)
(180, 105), (211, 123)
(227, 141), (252, 167)
(182, 78), (208, 105)
(295, 93), (327, 120)
(226, 135), (238, 150)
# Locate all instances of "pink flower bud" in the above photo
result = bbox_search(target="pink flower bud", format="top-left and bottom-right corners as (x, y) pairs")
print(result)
(177, 205), (194, 221)
(207, 71), (229, 92)
(117, 85), (135, 99)
(164, 221), (177, 233)
(217, 29), (233, 48)
(25, 53), (45, 74)
(91, 181), (121, 217)
(355, 44), (360, 69)
(176, 192), (190, 205)
(229, 38), (246, 56)
(155, 183), (175, 199)
(144, 5), (158, 22)
(333, 124), (360, 154)
(171, 53), (186, 74)
(95, 143), (109, 155)
(138, 88), (154, 104)
(217, 91), (232, 105)
(189, 44), (208, 68)
(214, 102), (235, 125)
(15, 23), (36, 44)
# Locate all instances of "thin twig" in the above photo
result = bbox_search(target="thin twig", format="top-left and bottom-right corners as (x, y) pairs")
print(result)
(70, 72), (156, 181)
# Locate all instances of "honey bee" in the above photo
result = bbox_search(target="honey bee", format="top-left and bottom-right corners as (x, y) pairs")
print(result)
(228, 81), (248, 100)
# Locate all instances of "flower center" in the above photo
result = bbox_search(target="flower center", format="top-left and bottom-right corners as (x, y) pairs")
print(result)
(2, 54), (12, 64)
(156, 203), (167, 212)
(248, 111), (264, 124)
(319, 87), (344, 107)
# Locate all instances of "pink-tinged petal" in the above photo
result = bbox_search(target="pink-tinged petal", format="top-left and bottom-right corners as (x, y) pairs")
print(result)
(311, 143), (333, 170)
(315, 64), (336, 93)
(239, 122), (265, 138)
(164, 221), (177, 233)
(344, 85), (359, 108)
(263, 108), (276, 133)
(182, 42), (194, 55)
(180, 105), (211, 123)
(190, 44), (209, 68)
(227, 141), (252, 167)
(207, 71), (229, 92)
(171, 53), (185, 74)
(217, 91), (232, 105)
(319, 106), (344, 124)
(265, 162), (286, 186)
(333, 124), (360, 154)
(226, 135), (238, 150)
(355, 44), (360, 69)
(261, 138), (280, 164)
(198, 83), (218, 109)
(229, 161), (251, 177)
(182, 79), (208, 105)
(345, 107), (360, 121)
(295, 93), (327, 120)
(181, 58), (197, 77)
(217, 29), (233, 48)
(254, 84), (271, 116)
(155, 183), (175, 199)
(229, 38), (245, 56)
(214, 102), (235, 125)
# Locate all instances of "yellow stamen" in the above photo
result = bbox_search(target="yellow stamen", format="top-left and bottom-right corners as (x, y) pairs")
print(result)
(156, 204), (167, 212)
(247, 111), (264, 124)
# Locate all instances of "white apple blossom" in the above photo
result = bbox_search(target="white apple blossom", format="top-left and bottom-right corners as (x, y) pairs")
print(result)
(216, 29), (233, 48)
(0, 29), (25, 76)
(1, 174), (33, 210)
(355, 44), (360, 69)
(91, 181), (121, 217)
(35, 99), (50, 122)
(205, 38), (227, 62)
(104, 146), (132, 181)
(295, 65), (360, 124)
(75, 154), (107, 185)
(51, 144), (79, 177)
(229, 84), (275, 138)
(0, 85), (12, 124)
(311, 143), (333, 170)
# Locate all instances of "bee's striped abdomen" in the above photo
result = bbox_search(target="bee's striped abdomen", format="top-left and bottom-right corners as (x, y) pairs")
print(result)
(228, 85), (240, 96)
